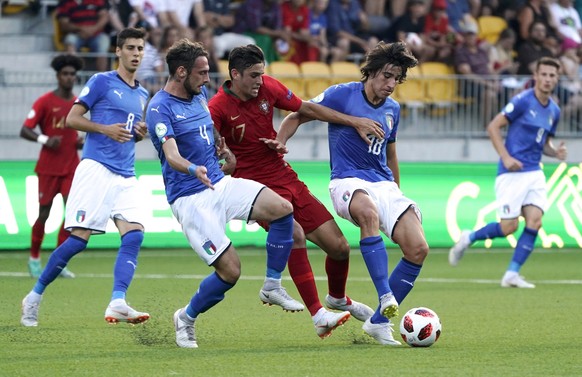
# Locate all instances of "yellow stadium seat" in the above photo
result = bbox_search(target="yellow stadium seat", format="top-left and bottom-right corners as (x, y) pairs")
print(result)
(421, 62), (470, 115)
(392, 65), (425, 104)
(477, 16), (508, 44)
(299, 61), (332, 99)
(329, 61), (361, 85)
(267, 61), (306, 98)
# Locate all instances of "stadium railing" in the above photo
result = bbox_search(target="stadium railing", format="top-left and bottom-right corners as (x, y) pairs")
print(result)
(0, 68), (581, 139)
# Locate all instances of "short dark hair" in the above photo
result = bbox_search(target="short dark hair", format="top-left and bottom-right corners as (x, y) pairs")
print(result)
(360, 41), (418, 84)
(536, 56), (561, 72)
(116, 27), (146, 48)
(50, 54), (84, 72)
(227, 44), (265, 78)
(165, 38), (209, 76)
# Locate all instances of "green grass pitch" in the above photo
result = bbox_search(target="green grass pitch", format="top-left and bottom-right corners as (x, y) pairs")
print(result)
(0, 247), (580, 377)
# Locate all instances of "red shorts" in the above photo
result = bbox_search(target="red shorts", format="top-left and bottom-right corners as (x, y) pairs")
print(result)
(259, 177), (333, 234)
(38, 172), (74, 206)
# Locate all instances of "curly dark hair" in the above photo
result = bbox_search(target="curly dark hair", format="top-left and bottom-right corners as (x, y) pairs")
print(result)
(360, 41), (418, 84)
(50, 54), (84, 73)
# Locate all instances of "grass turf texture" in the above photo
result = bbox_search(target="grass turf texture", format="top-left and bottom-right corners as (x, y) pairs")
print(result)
(0, 247), (580, 377)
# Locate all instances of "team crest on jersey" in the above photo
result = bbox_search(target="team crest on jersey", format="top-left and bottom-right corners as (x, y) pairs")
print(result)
(76, 210), (86, 223)
(259, 99), (269, 114)
(548, 115), (553, 125)
(202, 239), (217, 255)
(502, 204), (510, 215)
(342, 191), (351, 202)
(385, 114), (394, 132)
(27, 109), (36, 119)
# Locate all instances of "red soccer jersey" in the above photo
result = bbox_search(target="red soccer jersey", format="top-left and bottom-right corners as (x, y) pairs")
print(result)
(23, 91), (80, 176)
(209, 75), (303, 184)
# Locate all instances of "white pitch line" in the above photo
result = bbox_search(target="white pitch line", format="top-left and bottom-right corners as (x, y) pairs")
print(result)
(1, 271), (580, 285)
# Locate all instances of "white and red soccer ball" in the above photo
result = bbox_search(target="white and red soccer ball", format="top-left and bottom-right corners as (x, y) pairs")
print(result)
(399, 307), (442, 347)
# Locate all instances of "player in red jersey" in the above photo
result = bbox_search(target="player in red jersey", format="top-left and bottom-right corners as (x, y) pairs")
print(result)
(20, 54), (84, 279)
(209, 44), (386, 339)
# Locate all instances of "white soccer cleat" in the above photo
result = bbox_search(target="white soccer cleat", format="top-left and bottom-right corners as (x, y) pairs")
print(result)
(313, 309), (351, 339)
(104, 302), (150, 324)
(59, 267), (75, 279)
(379, 292), (399, 320)
(501, 271), (535, 288)
(21, 296), (40, 327)
(325, 294), (374, 322)
(259, 287), (305, 312)
(449, 230), (472, 266)
(362, 318), (402, 346)
(173, 308), (198, 348)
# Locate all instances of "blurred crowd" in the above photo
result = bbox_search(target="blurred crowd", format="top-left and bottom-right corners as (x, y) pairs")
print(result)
(52, 0), (582, 101)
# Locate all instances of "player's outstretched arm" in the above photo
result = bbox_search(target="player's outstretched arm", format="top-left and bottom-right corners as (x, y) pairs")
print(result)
(297, 101), (384, 145)
(275, 111), (312, 146)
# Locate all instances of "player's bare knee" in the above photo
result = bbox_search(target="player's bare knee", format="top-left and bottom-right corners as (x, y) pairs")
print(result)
(404, 242), (428, 264)
(292, 225), (306, 246)
(501, 221), (519, 235)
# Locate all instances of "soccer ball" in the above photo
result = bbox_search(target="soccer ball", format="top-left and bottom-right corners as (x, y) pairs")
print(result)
(399, 307), (442, 347)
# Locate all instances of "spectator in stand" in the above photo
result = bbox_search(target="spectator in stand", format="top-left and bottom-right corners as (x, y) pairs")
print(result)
(307, 0), (336, 62)
(159, 24), (180, 62)
(233, 0), (289, 63)
(196, 25), (222, 91)
(56, 0), (110, 72)
(488, 27), (519, 75)
(136, 24), (165, 95)
(20, 54), (84, 279)
(281, 0), (312, 64)
(386, 0), (408, 20)
(127, 0), (172, 30)
(446, 0), (478, 33)
(108, 0), (138, 46)
(516, 21), (554, 75)
(164, 0), (206, 39)
(454, 19), (501, 124)
(422, 0), (456, 64)
(516, 0), (561, 49)
(203, 0), (255, 60)
(325, 0), (379, 62)
(233, 0), (291, 63)
(388, 0), (429, 62)
(359, 0), (390, 38)
(549, 0), (582, 51)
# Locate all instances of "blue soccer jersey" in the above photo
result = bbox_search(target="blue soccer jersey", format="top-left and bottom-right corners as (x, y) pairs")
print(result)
(75, 71), (149, 177)
(312, 81), (399, 182)
(499, 88), (560, 175)
(146, 87), (225, 204)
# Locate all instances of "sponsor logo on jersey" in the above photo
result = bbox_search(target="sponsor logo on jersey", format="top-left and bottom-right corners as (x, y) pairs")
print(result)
(286, 89), (293, 100)
(114, 90), (123, 99)
(503, 204), (510, 214)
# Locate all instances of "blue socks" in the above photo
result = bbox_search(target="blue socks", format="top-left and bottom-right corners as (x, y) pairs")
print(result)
(471, 222), (504, 242)
(112, 230), (143, 299)
(360, 236), (391, 299)
(265, 213), (294, 279)
(186, 272), (234, 319)
(508, 227), (538, 273)
(34, 235), (88, 294)
(389, 258), (422, 304)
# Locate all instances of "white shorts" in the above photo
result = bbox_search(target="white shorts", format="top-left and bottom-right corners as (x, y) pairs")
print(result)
(171, 176), (265, 266)
(495, 170), (547, 219)
(65, 159), (146, 233)
(329, 177), (421, 242)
